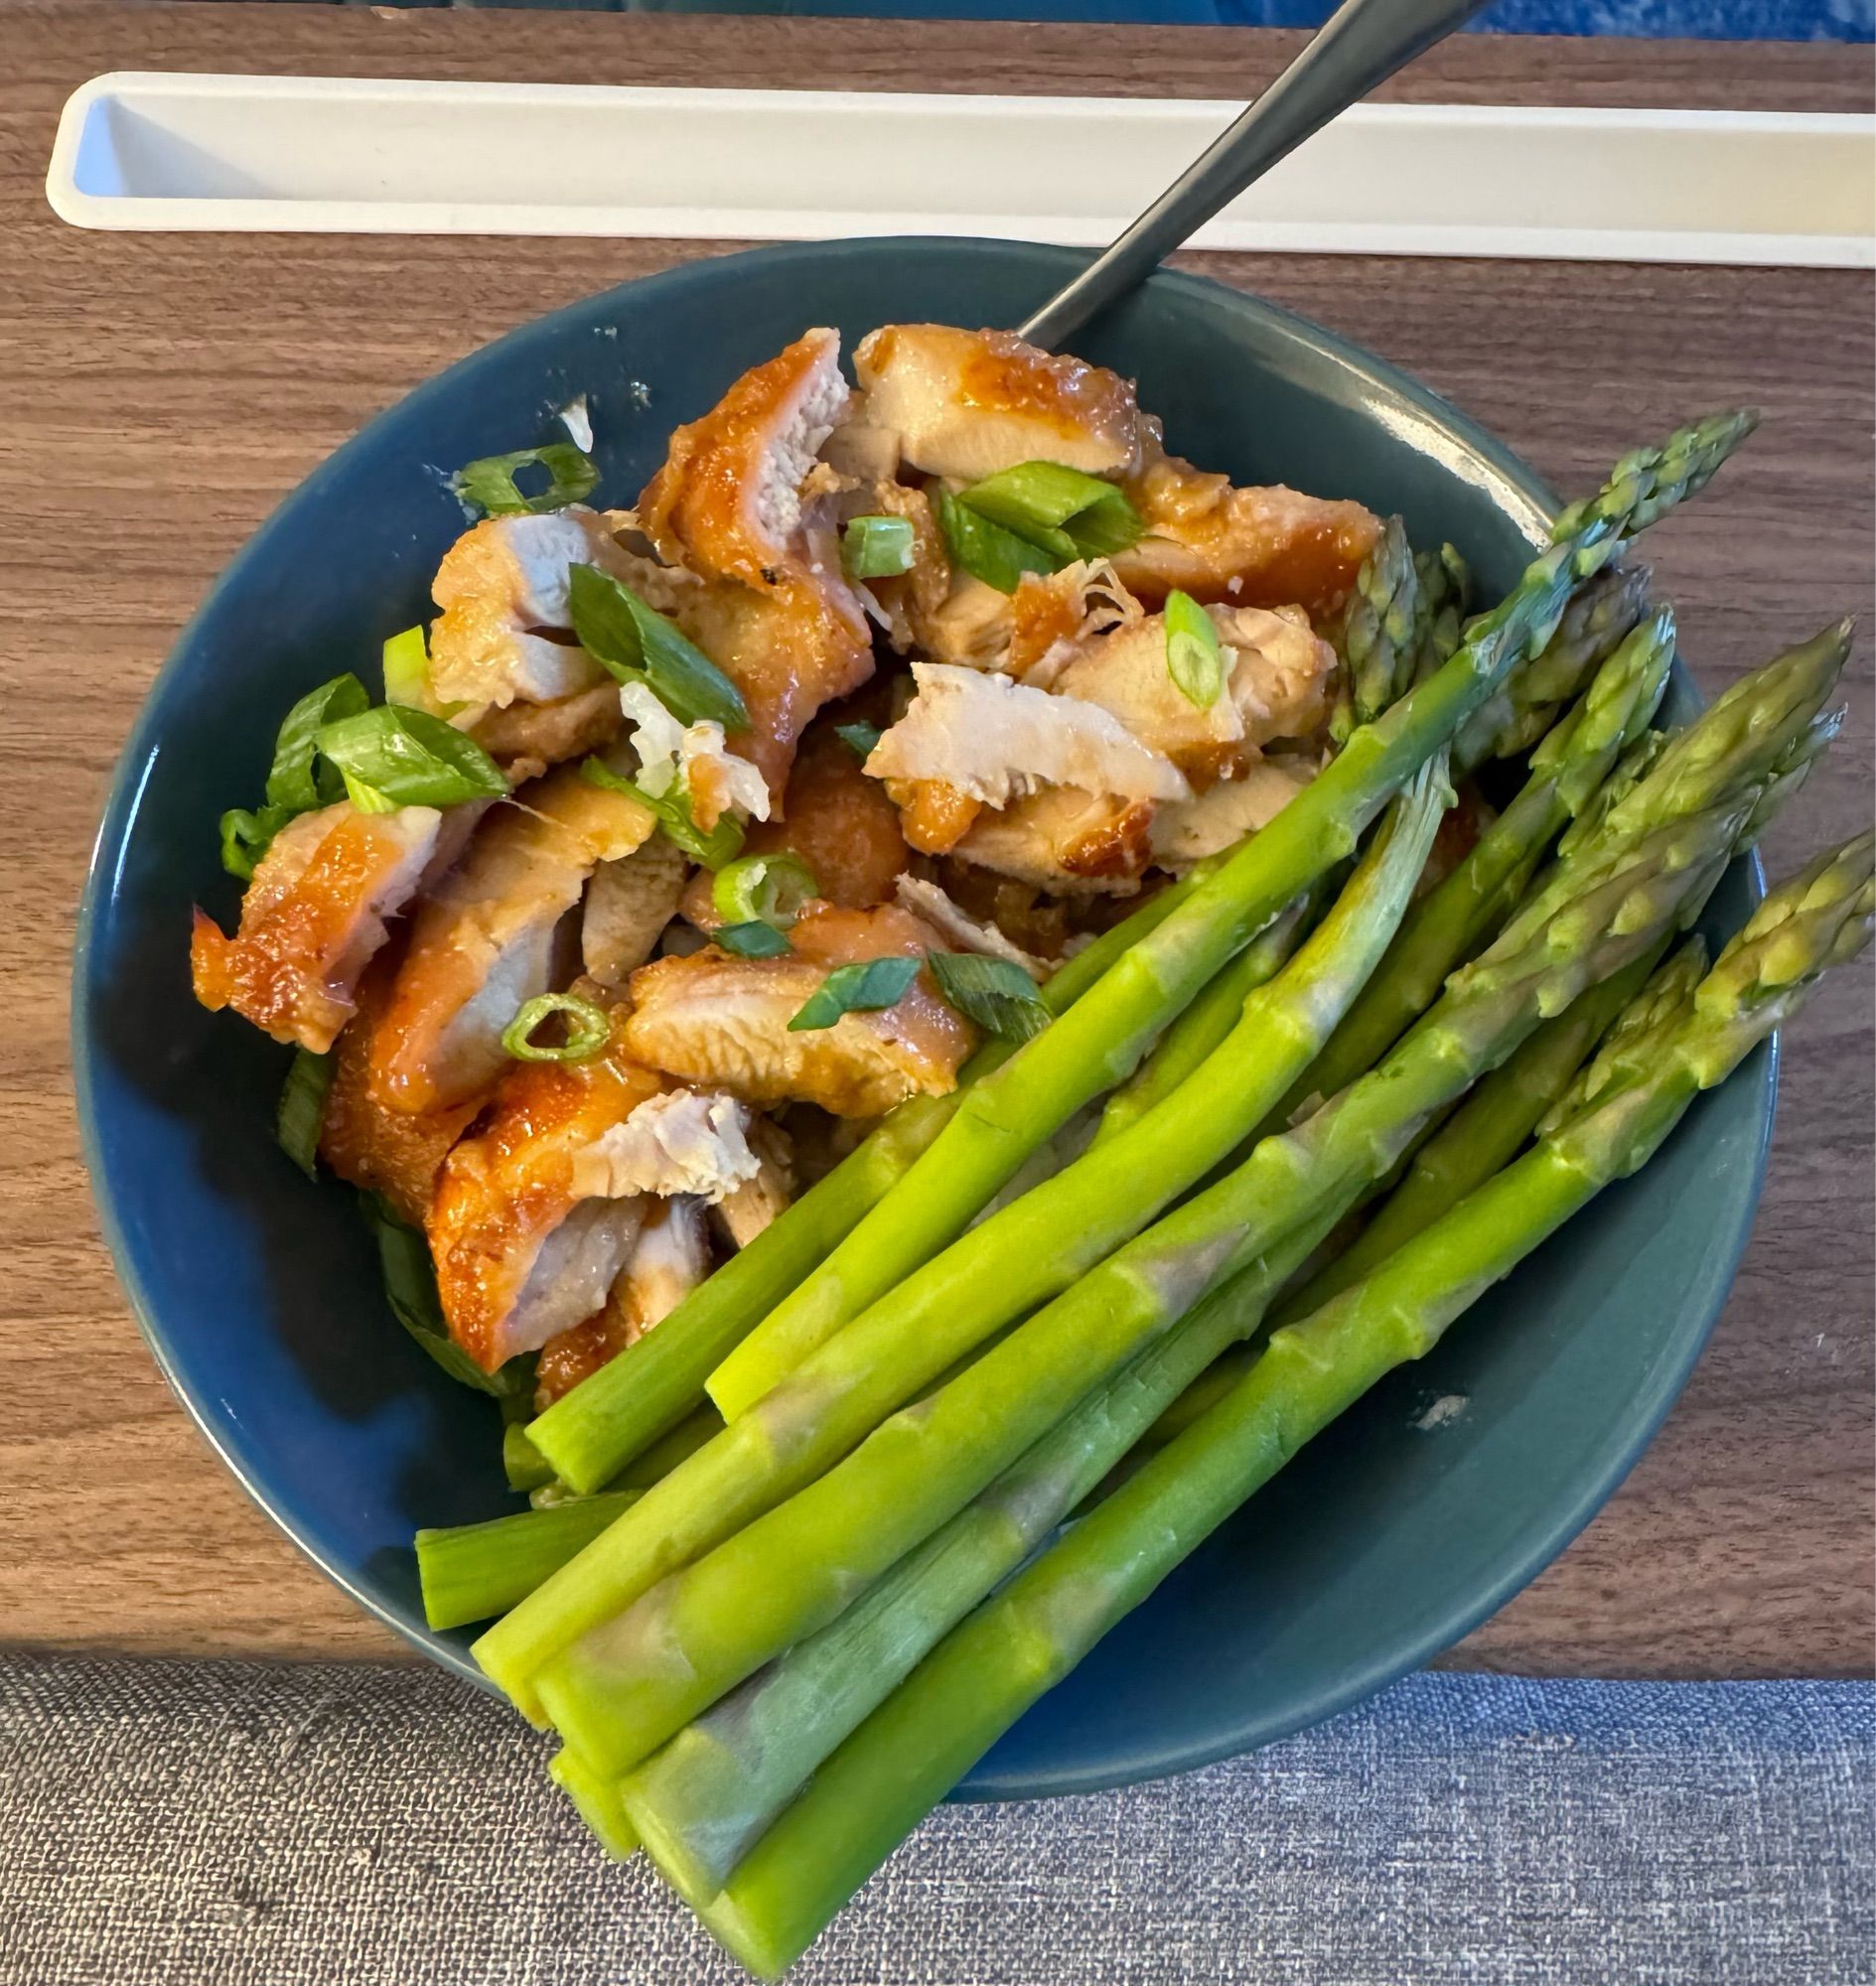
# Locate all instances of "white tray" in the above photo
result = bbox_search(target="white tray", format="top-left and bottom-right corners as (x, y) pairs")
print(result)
(46, 71), (1875, 267)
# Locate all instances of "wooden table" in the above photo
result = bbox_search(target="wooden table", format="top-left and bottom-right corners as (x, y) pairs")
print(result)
(2, 1), (1869, 1678)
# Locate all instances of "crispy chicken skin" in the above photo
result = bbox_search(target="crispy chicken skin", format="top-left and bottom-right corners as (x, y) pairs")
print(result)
(680, 722), (911, 929)
(638, 329), (876, 804)
(640, 328), (853, 588)
(1114, 437), (1382, 616)
(532, 1197), (712, 1410)
(190, 801), (446, 1053)
(317, 948), (481, 1226)
(427, 1026), (668, 1372)
(854, 326), (1142, 482)
(624, 901), (976, 1117)
(369, 767), (656, 1116)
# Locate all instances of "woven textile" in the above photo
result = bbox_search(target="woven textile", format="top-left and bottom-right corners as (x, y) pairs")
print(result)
(1, 1654), (1869, 1984)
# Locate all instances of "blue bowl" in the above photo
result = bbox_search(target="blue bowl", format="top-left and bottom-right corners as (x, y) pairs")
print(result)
(74, 238), (1771, 1800)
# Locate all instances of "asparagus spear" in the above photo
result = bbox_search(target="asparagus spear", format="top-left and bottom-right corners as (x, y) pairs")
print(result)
(1274, 608), (1675, 1125)
(710, 778), (1436, 1430)
(1410, 543), (1470, 684)
(1513, 619), (1851, 932)
(520, 871), (1202, 1498)
(1334, 514), (1419, 740)
(1454, 563), (1652, 772)
(480, 763), (1447, 1717)
(548, 1748), (640, 1862)
(476, 425), (1740, 1713)
(616, 1213), (1338, 1908)
(703, 417), (1753, 1422)
(1274, 936), (1706, 1325)
(417, 1491), (640, 1631)
(1087, 889), (1321, 1148)
(1535, 937), (1713, 1138)
(1557, 727), (1666, 862)
(533, 788), (1744, 1778)
(700, 533), (1598, 1425)
(698, 831), (1869, 1982)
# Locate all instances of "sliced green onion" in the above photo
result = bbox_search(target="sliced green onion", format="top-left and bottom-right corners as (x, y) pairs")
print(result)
(568, 564), (749, 731)
(713, 851), (817, 928)
(1165, 588), (1227, 708)
(935, 488), (1059, 596)
(840, 514), (917, 580)
(381, 626), (431, 708)
(316, 705), (508, 812)
(381, 624), (465, 717)
(835, 721), (883, 762)
(360, 1194), (534, 1399)
(218, 803), (295, 882)
(501, 992), (612, 1064)
(715, 921), (794, 959)
(959, 460), (1143, 561)
(275, 1047), (334, 1179)
(581, 758), (745, 870)
(266, 672), (371, 814)
(787, 956), (922, 1033)
(454, 442), (598, 518)
(927, 950), (1051, 1042)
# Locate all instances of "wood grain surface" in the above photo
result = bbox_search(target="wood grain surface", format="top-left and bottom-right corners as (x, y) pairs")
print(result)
(1, 3), (1870, 1676)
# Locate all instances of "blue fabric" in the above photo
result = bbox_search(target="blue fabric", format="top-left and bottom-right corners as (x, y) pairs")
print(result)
(434, 0), (1875, 36)
(2, 1654), (1870, 1983)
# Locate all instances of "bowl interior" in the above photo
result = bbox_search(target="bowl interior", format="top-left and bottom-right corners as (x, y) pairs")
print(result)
(75, 238), (1769, 1800)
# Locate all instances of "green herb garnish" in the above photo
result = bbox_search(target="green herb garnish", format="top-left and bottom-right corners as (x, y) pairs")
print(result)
(787, 956), (922, 1032)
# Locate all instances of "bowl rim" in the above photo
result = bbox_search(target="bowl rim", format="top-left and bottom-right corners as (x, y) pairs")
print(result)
(72, 236), (1775, 1792)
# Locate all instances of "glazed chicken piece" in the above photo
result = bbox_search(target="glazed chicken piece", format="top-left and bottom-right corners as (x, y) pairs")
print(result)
(1053, 602), (1335, 784)
(680, 721), (911, 930)
(853, 325), (1143, 482)
(624, 901), (976, 1117)
(954, 787), (1159, 896)
(369, 765), (656, 1115)
(638, 329), (876, 803)
(640, 328), (854, 590)
(317, 947), (483, 1226)
(428, 507), (672, 713)
(583, 834), (691, 990)
(427, 1028), (667, 1371)
(190, 801), (447, 1053)
(532, 1198), (713, 1410)
(1113, 435), (1382, 617)
(1147, 759), (1317, 870)
(867, 663), (1189, 813)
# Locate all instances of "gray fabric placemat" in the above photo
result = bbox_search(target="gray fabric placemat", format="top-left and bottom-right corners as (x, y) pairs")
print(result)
(1, 1653), (1869, 1985)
